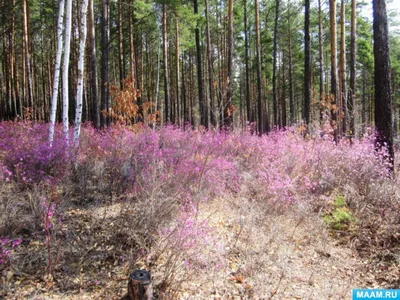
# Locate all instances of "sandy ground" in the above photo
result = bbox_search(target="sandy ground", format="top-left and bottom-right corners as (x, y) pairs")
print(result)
(1, 197), (371, 299)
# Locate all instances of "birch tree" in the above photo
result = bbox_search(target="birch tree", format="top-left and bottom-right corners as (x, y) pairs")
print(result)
(62, 0), (73, 140)
(74, 0), (89, 143)
(49, 0), (65, 145)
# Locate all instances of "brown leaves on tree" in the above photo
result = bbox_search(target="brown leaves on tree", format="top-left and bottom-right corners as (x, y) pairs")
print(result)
(107, 77), (158, 129)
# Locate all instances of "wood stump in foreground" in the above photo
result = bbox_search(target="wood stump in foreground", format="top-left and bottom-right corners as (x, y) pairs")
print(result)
(121, 270), (153, 300)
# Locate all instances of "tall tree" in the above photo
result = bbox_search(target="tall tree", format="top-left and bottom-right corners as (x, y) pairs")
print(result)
(22, 0), (33, 111)
(49, 0), (65, 144)
(175, 13), (180, 126)
(162, 3), (170, 124)
(117, 0), (124, 88)
(373, 0), (394, 172)
(194, 0), (207, 128)
(74, 0), (89, 143)
(339, 0), (347, 136)
(255, 0), (263, 134)
(100, 0), (110, 128)
(329, 0), (339, 143)
(88, 0), (99, 129)
(244, 0), (251, 125)
(272, 0), (280, 127)
(348, 0), (356, 138)
(205, 0), (215, 127)
(225, 0), (234, 129)
(304, 0), (311, 125)
(62, 0), (73, 138)
(318, 0), (324, 122)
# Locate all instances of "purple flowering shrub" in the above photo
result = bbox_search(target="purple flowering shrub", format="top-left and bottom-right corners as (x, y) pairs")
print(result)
(0, 237), (22, 266)
(0, 122), (70, 184)
(153, 201), (225, 296)
(0, 121), (398, 289)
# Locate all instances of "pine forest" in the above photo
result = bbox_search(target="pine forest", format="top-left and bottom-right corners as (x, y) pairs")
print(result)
(0, 0), (399, 298)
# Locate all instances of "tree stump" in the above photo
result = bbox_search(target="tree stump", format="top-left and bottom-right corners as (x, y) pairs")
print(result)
(122, 270), (153, 300)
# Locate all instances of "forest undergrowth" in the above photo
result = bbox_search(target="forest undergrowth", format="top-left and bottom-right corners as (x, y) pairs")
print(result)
(0, 122), (399, 299)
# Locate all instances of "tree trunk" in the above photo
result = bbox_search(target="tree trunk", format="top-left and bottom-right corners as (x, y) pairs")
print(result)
(182, 52), (187, 127)
(339, 0), (347, 136)
(129, 0), (135, 78)
(175, 13), (180, 126)
(101, 0), (110, 128)
(255, 0), (263, 135)
(362, 69), (366, 136)
(162, 4), (170, 123)
(348, 0), (356, 139)
(22, 0), (33, 112)
(281, 53), (286, 128)
(74, 0), (88, 143)
(62, 0), (73, 139)
(194, 0), (207, 128)
(318, 0), (324, 123)
(373, 0), (394, 172)
(272, 0), (279, 128)
(88, 0), (99, 129)
(329, 0), (339, 143)
(49, 0), (65, 144)
(244, 0), (251, 124)
(205, 0), (215, 127)
(10, 0), (18, 119)
(304, 0), (311, 125)
(117, 0), (124, 88)
(225, 0), (233, 129)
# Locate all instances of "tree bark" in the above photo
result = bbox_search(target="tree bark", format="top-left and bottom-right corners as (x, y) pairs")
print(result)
(329, 0), (339, 143)
(362, 69), (366, 135)
(74, 0), (88, 143)
(129, 0), (135, 78)
(339, 0), (347, 136)
(117, 0), (125, 88)
(255, 0), (263, 135)
(22, 0), (33, 112)
(304, 0), (311, 125)
(225, 0), (233, 129)
(373, 0), (394, 172)
(244, 0), (251, 124)
(162, 4), (170, 123)
(101, 0), (110, 128)
(62, 0), (73, 139)
(175, 13), (180, 126)
(281, 52), (286, 128)
(272, 0), (280, 128)
(318, 0), (324, 123)
(349, 0), (356, 138)
(205, 0), (215, 127)
(88, 0), (99, 129)
(194, 0), (207, 128)
(49, 0), (65, 144)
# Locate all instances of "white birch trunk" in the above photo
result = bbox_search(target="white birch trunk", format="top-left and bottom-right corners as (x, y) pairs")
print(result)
(74, 0), (89, 144)
(49, 0), (65, 145)
(62, 0), (73, 141)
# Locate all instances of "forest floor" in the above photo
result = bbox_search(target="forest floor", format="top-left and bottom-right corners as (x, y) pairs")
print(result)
(1, 195), (388, 300)
(1, 125), (399, 299)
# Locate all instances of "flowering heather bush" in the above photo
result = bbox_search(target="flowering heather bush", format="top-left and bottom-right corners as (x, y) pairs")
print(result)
(0, 121), (398, 291)
(74, 125), (240, 203)
(154, 201), (225, 296)
(0, 122), (70, 183)
(0, 237), (22, 266)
